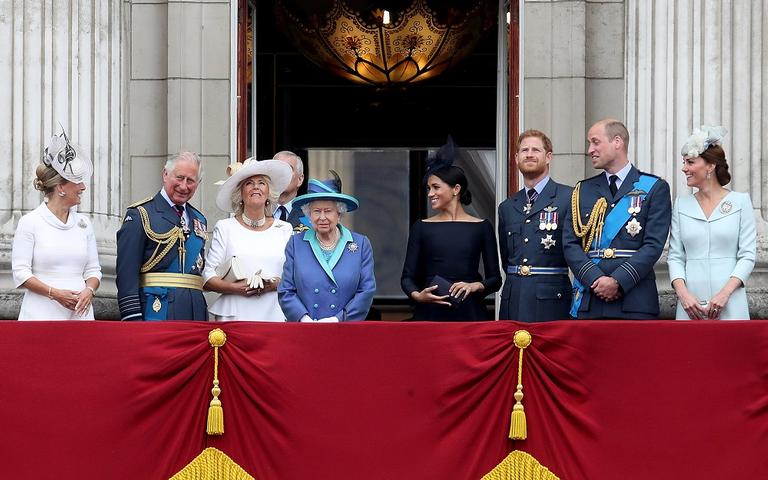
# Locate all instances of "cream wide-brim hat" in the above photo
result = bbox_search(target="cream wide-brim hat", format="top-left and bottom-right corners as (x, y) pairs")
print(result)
(215, 159), (293, 213)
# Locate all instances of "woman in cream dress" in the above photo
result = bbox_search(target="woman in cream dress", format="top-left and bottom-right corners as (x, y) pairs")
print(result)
(202, 159), (293, 321)
(12, 130), (102, 320)
(668, 126), (756, 320)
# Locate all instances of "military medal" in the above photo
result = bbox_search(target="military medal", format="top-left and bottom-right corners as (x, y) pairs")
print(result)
(541, 234), (556, 250)
(523, 202), (532, 215)
(541, 206), (559, 230)
(152, 296), (162, 312)
(627, 195), (643, 215)
(193, 218), (207, 239)
(720, 201), (732, 214)
(626, 218), (642, 237)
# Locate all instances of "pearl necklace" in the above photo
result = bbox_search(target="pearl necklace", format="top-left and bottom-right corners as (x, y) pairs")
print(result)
(317, 230), (340, 251)
(241, 212), (266, 228)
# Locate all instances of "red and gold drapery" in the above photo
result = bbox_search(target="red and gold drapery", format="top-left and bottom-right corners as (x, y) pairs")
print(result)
(1, 321), (766, 479)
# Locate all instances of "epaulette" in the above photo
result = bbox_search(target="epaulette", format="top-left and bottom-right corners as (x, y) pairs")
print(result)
(128, 196), (153, 209)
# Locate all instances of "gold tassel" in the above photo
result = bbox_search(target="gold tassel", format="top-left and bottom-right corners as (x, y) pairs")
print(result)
(509, 330), (532, 440)
(207, 328), (227, 435)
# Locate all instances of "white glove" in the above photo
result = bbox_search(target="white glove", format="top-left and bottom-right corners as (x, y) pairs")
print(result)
(248, 269), (265, 290)
(316, 316), (339, 323)
(300, 315), (313, 323)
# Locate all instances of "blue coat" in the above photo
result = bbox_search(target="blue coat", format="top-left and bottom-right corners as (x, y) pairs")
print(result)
(116, 192), (208, 321)
(279, 225), (376, 321)
(498, 179), (573, 321)
(563, 166), (671, 319)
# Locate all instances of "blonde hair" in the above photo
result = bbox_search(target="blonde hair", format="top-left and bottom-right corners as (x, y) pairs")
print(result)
(231, 174), (279, 216)
(34, 164), (66, 196)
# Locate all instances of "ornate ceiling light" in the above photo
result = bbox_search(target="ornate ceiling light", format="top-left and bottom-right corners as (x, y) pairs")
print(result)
(275, 0), (496, 87)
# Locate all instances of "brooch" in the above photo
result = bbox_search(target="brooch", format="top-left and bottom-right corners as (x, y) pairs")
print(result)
(541, 234), (556, 250)
(347, 242), (359, 253)
(78, 218), (88, 229)
(720, 201), (733, 214)
(625, 218), (643, 237)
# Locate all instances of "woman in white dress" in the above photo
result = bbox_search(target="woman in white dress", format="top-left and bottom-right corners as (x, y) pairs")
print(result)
(12, 130), (102, 320)
(202, 159), (294, 320)
(668, 126), (756, 320)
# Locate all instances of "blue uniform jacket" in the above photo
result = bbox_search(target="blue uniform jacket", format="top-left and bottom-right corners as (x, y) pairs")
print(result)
(563, 166), (671, 319)
(115, 192), (208, 321)
(279, 225), (375, 321)
(498, 179), (573, 321)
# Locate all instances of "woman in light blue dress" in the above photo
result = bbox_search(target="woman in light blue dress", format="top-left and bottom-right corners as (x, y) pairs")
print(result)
(668, 126), (756, 320)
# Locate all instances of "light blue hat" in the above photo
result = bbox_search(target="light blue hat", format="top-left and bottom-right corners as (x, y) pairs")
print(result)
(291, 171), (359, 212)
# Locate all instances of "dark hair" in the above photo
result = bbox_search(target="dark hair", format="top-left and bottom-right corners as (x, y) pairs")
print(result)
(429, 166), (472, 205)
(700, 144), (731, 186)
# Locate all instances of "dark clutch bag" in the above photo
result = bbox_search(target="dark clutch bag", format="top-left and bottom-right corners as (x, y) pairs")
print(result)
(429, 275), (464, 306)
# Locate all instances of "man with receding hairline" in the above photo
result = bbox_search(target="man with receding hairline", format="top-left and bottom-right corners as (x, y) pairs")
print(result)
(116, 151), (209, 321)
(273, 150), (305, 228)
(563, 119), (671, 319)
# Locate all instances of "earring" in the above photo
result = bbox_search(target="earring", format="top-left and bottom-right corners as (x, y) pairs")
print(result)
(58, 190), (66, 197)
(706, 171), (712, 180)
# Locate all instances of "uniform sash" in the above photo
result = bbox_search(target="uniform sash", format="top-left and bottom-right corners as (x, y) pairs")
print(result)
(570, 174), (659, 317)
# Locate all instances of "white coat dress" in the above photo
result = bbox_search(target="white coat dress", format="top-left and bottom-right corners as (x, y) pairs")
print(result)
(12, 203), (102, 320)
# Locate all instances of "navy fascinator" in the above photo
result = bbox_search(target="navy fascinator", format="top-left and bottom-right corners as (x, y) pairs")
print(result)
(423, 136), (457, 183)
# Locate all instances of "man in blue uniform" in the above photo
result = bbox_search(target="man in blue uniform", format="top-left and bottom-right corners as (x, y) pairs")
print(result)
(563, 119), (671, 319)
(116, 151), (208, 320)
(498, 130), (573, 321)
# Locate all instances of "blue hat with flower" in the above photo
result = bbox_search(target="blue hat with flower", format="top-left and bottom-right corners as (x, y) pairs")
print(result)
(291, 170), (359, 212)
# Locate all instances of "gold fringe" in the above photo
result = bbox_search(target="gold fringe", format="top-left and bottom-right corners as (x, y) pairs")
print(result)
(509, 330), (532, 440)
(207, 329), (227, 435)
(169, 447), (255, 480)
(481, 450), (560, 480)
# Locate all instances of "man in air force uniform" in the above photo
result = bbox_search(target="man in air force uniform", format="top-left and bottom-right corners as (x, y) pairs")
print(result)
(498, 129), (573, 321)
(563, 119), (671, 319)
(116, 151), (208, 320)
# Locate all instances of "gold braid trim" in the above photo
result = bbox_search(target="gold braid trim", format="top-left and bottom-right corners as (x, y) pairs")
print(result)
(570, 182), (608, 252)
(168, 448), (254, 480)
(482, 450), (560, 480)
(128, 196), (154, 208)
(137, 205), (186, 273)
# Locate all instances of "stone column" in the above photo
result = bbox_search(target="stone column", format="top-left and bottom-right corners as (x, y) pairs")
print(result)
(522, 0), (626, 187)
(124, 0), (232, 225)
(626, 0), (768, 317)
(0, 0), (123, 318)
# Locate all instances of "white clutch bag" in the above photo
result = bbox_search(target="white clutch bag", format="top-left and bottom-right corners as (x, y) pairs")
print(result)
(215, 256), (247, 282)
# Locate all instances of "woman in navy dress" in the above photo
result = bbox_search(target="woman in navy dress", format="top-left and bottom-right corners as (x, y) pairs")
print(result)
(401, 143), (501, 321)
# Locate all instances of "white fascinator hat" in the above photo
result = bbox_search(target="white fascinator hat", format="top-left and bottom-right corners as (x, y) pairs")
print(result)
(42, 128), (93, 184)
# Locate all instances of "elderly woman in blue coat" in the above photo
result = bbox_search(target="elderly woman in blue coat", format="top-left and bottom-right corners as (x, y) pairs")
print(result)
(278, 173), (376, 322)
